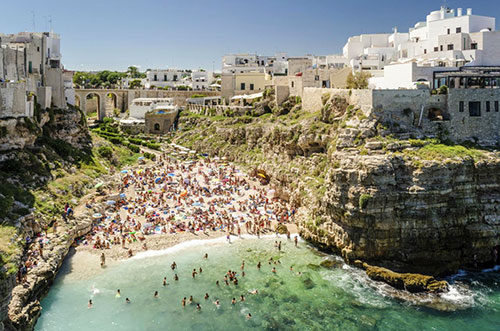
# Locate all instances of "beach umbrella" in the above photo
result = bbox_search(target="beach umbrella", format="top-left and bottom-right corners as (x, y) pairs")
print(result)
(192, 202), (202, 207)
(106, 200), (116, 205)
(94, 182), (104, 189)
(167, 173), (175, 177)
(121, 170), (128, 174)
(138, 156), (145, 160)
(92, 213), (102, 219)
(190, 150), (196, 154)
(119, 193), (127, 198)
(155, 177), (162, 183)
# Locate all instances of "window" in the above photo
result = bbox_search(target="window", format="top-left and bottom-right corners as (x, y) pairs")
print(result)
(434, 47), (439, 52)
(447, 44), (454, 50)
(37, 46), (40, 52)
(315, 75), (319, 81)
(28, 61), (32, 74)
(486, 101), (491, 112)
(495, 101), (499, 112)
(471, 43), (478, 49)
(440, 45), (443, 51)
(456, 27), (462, 33)
(164, 75), (167, 81)
(424, 49), (427, 54)
(447, 28), (450, 35)
(459, 101), (464, 112)
(154, 123), (160, 131)
(154, 74), (157, 81)
(469, 101), (481, 117)
(250, 83), (254, 90)
(173, 75), (178, 81)
(240, 83), (245, 90)
(291, 81), (294, 88)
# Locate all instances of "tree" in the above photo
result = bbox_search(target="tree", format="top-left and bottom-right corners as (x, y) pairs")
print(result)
(129, 79), (142, 89)
(127, 66), (145, 79)
(346, 71), (371, 89)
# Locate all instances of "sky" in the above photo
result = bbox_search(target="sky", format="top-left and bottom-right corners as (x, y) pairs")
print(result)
(1, 0), (499, 72)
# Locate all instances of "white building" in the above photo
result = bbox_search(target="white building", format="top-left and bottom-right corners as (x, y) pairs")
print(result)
(222, 53), (288, 76)
(191, 70), (214, 90)
(342, 7), (500, 89)
(128, 97), (177, 119)
(0, 31), (66, 118)
(345, 7), (497, 72)
(144, 69), (190, 89)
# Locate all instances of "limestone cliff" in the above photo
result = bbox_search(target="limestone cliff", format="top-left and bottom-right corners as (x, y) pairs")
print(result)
(175, 95), (500, 277)
(0, 106), (92, 331)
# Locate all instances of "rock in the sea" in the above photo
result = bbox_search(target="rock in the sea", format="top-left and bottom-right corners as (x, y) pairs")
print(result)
(365, 265), (448, 293)
(319, 259), (342, 269)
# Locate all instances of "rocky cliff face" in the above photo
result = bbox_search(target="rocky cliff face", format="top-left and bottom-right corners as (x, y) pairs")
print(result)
(0, 106), (92, 331)
(176, 96), (500, 276)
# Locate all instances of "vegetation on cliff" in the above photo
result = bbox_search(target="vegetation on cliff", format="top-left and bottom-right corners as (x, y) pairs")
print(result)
(0, 109), (143, 279)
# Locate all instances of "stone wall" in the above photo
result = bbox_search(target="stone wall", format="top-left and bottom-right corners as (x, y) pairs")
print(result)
(303, 87), (500, 145)
(145, 112), (178, 134)
(447, 88), (500, 145)
(302, 88), (372, 114)
(0, 83), (28, 119)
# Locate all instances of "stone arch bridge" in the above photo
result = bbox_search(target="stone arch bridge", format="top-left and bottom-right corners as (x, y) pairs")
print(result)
(74, 89), (219, 120)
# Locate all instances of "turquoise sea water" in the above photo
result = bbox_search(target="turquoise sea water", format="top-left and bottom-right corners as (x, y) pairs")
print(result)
(36, 237), (500, 331)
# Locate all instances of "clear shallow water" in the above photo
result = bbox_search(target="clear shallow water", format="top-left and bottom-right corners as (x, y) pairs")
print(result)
(36, 237), (500, 331)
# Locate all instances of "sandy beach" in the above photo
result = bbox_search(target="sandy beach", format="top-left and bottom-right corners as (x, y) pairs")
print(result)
(70, 144), (298, 274)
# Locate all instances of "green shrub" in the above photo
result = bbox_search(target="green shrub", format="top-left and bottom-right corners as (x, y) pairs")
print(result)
(97, 146), (113, 159)
(127, 144), (140, 153)
(359, 194), (372, 210)
(108, 136), (123, 145)
(409, 139), (426, 147)
(143, 152), (156, 160)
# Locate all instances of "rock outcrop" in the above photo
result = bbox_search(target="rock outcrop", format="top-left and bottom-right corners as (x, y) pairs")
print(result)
(6, 215), (92, 331)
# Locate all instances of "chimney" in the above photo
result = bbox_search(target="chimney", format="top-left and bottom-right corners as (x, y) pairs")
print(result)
(467, 8), (472, 15)
(457, 8), (463, 16)
(440, 6), (445, 19)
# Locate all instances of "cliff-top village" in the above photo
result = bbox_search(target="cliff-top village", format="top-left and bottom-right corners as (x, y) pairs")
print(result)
(1, 4), (499, 331)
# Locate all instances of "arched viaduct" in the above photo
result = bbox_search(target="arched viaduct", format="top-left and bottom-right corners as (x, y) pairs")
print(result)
(74, 89), (220, 120)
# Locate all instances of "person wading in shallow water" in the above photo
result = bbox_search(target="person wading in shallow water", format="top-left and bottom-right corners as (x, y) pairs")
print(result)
(100, 253), (106, 267)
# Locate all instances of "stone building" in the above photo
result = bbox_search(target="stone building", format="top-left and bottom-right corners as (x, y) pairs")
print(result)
(144, 109), (178, 134)
(0, 31), (66, 119)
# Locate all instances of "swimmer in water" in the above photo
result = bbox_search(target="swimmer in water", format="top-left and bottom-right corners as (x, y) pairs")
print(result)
(154, 291), (159, 298)
(290, 266), (293, 271)
(196, 303), (201, 311)
(88, 300), (93, 308)
(231, 298), (236, 305)
(246, 313), (252, 320)
(204, 253), (208, 259)
(204, 293), (209, 300)
(257, 262), (261, 270)
(182, 297), (186, 307)
(272, 267), (277, 273)
(199, 267), (203, 274)
(125, 298), (131, 304)
(216, 280), (220, 286)
(188, 295), (193, 304)
(174, 274), (179, 281)
(116, 289), (121, 298)
(242, 271), (246, 277)
(249, 289), (259, 295)
(240, 295), (245, 302)
(163, 277), (168, 286)
(214, 299), (220, 307)
(192, 269), (198, 278)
